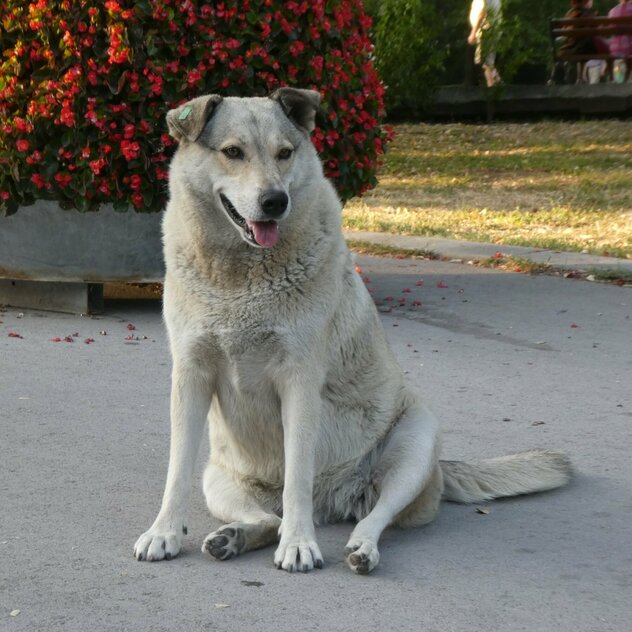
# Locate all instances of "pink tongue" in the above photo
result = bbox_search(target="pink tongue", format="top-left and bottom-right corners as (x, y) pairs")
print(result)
(249, 221), (279, 248)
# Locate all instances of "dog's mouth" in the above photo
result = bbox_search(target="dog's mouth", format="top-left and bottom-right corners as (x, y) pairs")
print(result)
(219, 194), (279, 249)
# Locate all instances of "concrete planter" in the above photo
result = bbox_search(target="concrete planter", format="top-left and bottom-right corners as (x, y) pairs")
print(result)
(0, 201), (164, 312)
(0, 201), (164, 282)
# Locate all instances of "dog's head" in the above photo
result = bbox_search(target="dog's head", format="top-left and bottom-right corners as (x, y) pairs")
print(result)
(166, 88), (321, 249)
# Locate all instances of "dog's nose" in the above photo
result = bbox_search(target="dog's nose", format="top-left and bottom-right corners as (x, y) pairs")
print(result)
(260, 190), (288, 218)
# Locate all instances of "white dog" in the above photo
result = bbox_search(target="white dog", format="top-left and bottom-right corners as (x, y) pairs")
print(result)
(134, 88), (571, 574)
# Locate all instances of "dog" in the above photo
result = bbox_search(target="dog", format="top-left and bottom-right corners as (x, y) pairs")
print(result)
(133, 88), (571, 574)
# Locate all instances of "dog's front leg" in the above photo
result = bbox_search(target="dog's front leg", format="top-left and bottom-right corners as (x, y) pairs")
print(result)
(134, 365), (212, 561)
(274, 378), (324, 572)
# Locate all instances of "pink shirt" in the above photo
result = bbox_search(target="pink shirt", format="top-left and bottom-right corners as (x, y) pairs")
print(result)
(609, 2), (632, 58)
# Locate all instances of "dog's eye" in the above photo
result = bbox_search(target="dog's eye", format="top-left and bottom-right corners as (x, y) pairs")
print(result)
(278, 148), (293, 160)
(222, 146), (244, 160)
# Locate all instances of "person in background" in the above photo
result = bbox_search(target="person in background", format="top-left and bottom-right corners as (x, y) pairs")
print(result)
(559, 0), (611, 82)
(468, 0), (502, 87)
(608, 0), (632, 81)
(561, 0), (610, 57)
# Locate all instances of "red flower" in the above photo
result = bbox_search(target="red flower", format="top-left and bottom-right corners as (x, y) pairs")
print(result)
(104, 1), (121, 13)
(89, 158), (106, 175)
(16, 139), (30, 152)
(54, 173), (72, 188)
(120, 140), (140, 161)
(97, 179), (112, 195)
(31, 174), (46, 189)
(60, 105), (76, 127)
(131, 192), (143, 208)
(26, 149), (42, 165)
(289, 41), (305, 56)
(186, 68), (202, 86)
(14, 118), (33, 133)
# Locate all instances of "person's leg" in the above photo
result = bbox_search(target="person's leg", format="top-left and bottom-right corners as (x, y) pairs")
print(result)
(483, 51), (500, 87)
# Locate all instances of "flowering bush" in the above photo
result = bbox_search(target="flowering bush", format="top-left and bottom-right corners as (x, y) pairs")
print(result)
(0, 0), (390, 216)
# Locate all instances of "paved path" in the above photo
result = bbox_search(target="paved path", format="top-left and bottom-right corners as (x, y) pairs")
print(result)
(345, 230), (632, 273)
(1, 255), (631, 631)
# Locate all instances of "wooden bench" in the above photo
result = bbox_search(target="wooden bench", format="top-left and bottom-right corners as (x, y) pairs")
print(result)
(550, 16), (632, 83)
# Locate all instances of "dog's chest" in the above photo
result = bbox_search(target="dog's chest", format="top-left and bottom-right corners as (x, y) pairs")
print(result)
(212, 319), (287, 393)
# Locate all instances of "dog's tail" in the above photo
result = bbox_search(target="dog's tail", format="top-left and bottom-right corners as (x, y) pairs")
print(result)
(440, 449), (572, 503)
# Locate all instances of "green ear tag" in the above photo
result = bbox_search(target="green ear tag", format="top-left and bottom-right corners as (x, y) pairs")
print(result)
(178, 105), (193, 121)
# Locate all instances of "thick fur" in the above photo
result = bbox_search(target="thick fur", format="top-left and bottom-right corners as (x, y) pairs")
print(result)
(133, 89), (571, 574)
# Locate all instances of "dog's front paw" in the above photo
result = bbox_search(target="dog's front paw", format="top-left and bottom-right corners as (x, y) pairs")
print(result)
(134, 525), (185, 562)
(344, 538), (380, 574)
(274, 529), (323, 573)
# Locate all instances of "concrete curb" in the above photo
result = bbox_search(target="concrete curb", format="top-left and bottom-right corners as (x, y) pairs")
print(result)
(343, 230), (632, 274)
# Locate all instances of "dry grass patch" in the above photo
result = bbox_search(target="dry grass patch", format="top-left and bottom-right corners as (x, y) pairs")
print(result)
(344, 121), (632, 258)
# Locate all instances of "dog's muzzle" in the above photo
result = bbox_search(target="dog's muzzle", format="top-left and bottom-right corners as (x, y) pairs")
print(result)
(220, 193), (281, 249)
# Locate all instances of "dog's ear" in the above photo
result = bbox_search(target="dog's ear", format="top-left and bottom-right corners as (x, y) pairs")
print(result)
(270, 87), (321, 134)
(166, 95), (223, 143)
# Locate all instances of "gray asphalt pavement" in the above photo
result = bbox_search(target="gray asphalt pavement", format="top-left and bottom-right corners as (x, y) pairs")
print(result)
(1, 255), (631, 632)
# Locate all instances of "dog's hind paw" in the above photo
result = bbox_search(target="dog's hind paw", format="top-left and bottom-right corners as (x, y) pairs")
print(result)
(134, 526), (184, 562)
(344, 539), (380, 574)
(203, 526), (246, 561)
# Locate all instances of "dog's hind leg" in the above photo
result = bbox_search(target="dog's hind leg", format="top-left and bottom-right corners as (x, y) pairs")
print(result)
(202, 464), (281, 561)
(344, 401), (440, 574)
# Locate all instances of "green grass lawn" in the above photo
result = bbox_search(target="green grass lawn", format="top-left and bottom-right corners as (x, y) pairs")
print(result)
(343, 121), (632, 259)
